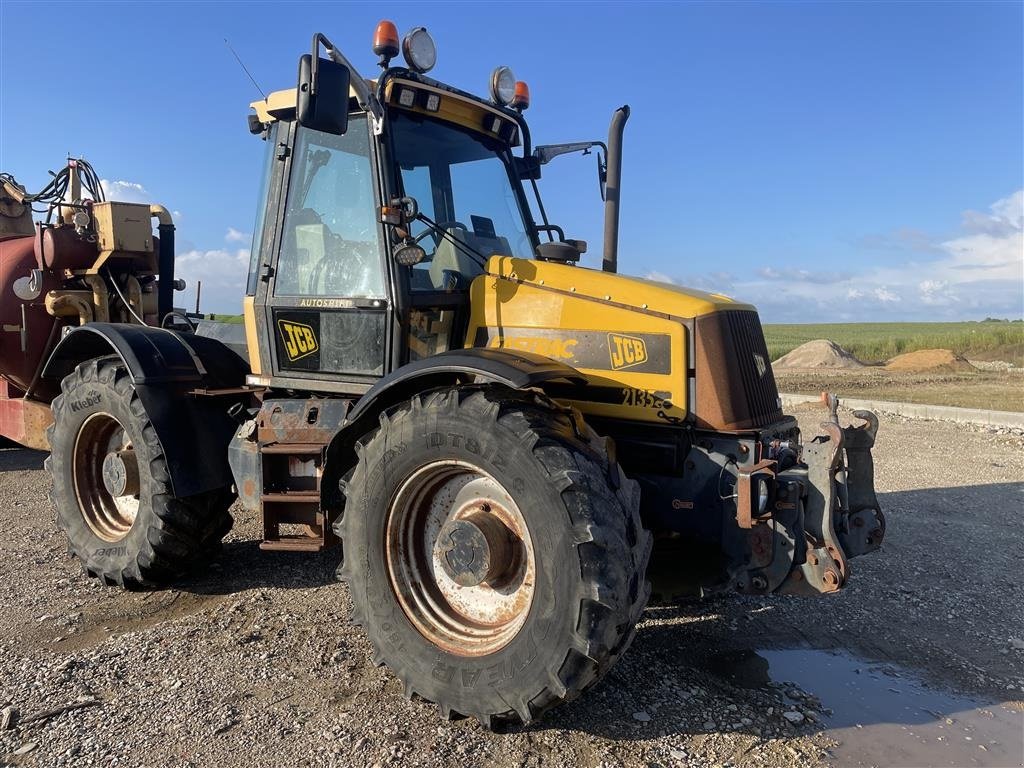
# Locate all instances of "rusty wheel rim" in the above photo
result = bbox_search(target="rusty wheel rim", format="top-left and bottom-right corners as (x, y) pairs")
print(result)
(385, 460), (536, 657)
(72, 412), (140, 542)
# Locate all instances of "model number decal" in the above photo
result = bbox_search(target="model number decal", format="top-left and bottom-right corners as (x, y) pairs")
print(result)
(621, 388), (672, 409)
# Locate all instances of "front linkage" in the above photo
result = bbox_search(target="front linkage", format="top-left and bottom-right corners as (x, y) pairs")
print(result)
(738, 393), (885, 596)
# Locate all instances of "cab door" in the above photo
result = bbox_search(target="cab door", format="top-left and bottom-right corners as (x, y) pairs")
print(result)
(259, 115), (391, 394)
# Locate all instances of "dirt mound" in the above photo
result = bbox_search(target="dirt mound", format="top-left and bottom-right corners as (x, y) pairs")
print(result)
(885, 349), (976, 372)
(772, 339), (865, 370)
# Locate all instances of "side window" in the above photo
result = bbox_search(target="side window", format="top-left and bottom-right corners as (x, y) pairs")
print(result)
(246, 123), (278, 296)
(275, 118), (384, 298)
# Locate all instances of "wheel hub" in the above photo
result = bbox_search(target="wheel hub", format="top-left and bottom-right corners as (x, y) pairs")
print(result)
(101, 449), (139, 498)
(385, 461), (536, 657)
(435, 509), (514, 587)
(72, 413), (140, 543)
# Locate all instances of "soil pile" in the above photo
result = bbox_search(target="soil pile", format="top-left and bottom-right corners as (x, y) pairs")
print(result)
(772, 339), (865, 370)
(885, 349), (976, 373)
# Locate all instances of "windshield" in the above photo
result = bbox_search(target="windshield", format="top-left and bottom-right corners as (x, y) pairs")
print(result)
(390, 111), (534, 291)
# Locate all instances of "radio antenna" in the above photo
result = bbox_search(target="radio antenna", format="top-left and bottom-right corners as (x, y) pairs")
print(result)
(224, 38), (267, 101)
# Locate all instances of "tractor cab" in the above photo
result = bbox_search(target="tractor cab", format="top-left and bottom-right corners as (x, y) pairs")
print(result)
(243, 26), (561, 394)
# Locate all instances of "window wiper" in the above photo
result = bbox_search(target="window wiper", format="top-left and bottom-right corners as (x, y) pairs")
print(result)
(299, 149), (331, 206)
(415, 212), (489, 269)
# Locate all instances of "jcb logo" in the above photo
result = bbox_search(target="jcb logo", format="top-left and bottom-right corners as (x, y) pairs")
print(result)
(608, 333), (648, 370)
(278, 320), (319, 361)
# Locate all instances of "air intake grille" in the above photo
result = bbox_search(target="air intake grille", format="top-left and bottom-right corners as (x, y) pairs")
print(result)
(725, 310), (782, 427)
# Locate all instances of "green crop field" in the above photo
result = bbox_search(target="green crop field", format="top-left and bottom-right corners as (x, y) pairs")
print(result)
(763, 321), (1023, 365)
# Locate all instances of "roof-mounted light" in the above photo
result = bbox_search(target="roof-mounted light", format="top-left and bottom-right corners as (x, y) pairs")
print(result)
(373, 20), (400, 67)
(489, 66), (515, 106)
(402, 27), (436, 74)
(511, 81), (530, 111)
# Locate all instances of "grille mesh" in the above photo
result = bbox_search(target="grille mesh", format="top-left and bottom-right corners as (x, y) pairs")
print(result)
(725, 311), (782, 427)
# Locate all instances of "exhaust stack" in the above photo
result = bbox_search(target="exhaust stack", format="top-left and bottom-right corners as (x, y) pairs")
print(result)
(602, 105), (630, 273)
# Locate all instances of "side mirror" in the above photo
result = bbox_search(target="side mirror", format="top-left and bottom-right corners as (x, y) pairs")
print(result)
(297, 54), (350, 136)
(536, 241), (582, 263)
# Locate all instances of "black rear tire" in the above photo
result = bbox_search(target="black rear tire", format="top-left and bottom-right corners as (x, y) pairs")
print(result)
(45, 356), (234, 589)
(335, 386), (651, 728)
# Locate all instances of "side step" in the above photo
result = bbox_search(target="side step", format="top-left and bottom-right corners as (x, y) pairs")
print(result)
(250, 398), (350, 553)
(258, 449), (336, 553)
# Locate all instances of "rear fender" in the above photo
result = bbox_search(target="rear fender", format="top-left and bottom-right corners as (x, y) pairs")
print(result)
(42, 323), (250, 497)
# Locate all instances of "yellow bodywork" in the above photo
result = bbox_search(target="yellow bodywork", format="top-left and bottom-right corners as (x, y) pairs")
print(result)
(243, 295), (262, 375)
(250, 83), (370, 123)
(468, 257), (750, 423)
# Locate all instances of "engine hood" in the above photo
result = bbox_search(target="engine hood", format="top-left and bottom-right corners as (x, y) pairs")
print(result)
(486, 256), (755, 320)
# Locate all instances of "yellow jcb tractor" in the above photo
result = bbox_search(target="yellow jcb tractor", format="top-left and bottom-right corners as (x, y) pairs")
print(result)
(10, 22), (885, 727)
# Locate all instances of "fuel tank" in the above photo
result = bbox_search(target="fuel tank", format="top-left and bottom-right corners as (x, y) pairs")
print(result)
(0, 233), (61, 393)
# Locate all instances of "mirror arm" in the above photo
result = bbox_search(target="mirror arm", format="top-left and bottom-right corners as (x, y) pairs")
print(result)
(534, 141), (608, 165)
(312, 32), (385, 133)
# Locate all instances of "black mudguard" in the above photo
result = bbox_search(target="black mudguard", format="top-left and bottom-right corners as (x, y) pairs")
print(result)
(320, 348), (586, 511)
(42, 323), (250, 498)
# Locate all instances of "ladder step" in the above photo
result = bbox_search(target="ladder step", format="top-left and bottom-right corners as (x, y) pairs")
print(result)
(261, 491), (319, 503)
(261, 443), (323, 455)
(259, 537), (325, 553)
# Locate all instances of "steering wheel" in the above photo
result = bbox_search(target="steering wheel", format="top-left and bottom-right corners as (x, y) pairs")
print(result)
(413, 221), (469, 250)
(309, 233), (378, 296)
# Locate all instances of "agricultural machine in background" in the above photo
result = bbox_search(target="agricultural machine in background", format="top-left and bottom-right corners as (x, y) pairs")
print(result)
(0, 160), (181, 449)
(0, 20), (885, 728)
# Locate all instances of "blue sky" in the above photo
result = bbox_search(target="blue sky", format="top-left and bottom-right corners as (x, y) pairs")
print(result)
(2, 1), (1021, 321)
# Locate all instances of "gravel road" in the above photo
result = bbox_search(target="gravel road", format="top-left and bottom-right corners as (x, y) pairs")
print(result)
(1, 407), (1022, 768)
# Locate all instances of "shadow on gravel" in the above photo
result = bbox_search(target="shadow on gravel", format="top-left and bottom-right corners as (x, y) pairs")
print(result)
(176, 540), (342, 595)
(0, 446), (46, 471)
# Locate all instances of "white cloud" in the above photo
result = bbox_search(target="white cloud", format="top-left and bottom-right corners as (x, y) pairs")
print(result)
(639, 190), (1023, 322)
(174, 248), (250, 315)
(225, 227), (250, 243)
(100, 179), (151, 204)
(644, 270), (676, 284)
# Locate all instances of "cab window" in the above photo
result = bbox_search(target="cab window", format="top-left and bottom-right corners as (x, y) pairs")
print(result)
(275, 116), (384, 298)
(390, 111), (534, 292)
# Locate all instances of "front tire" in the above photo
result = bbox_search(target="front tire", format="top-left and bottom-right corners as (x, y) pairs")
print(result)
(336, 387), (651, 727)
(45, 356), (233, 588)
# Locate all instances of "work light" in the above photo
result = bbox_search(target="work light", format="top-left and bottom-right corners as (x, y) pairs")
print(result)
(403, 27), (436, 74)
(489, 66), (515, 106)
(394, 241), (426, 266)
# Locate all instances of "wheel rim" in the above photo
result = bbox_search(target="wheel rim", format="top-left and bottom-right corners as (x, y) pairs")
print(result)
(72, 412), (140, 542)
(385, 460), (536, 657)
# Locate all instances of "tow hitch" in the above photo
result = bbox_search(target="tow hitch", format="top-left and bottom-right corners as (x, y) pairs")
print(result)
(740, 393), (885, 596)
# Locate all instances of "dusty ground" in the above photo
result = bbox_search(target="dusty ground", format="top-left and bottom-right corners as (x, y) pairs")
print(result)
(1, 409), (1022, 768)
(774, 368), (1024, 412)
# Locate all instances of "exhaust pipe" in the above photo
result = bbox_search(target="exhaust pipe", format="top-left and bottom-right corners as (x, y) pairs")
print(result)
(150, 205), (175, 321)
(602, 105), (630, 273)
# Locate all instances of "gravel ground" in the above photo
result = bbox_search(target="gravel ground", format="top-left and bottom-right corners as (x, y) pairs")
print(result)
(1, 407), (1022, 768)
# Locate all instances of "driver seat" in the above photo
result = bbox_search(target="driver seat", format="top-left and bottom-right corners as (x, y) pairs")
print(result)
(429, 228), (510, 289)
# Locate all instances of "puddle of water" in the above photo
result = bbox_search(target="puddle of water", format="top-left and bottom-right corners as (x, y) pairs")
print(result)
(754, 648), (1023, 768)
